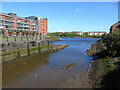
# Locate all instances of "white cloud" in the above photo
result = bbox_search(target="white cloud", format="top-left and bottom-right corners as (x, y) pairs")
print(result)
(99, 26), (104, 29)
(76, 8), (79, 12)
(100, 5), (114, 8)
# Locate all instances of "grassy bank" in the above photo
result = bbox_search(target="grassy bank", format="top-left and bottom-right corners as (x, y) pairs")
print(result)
(47, 36), (61, 42)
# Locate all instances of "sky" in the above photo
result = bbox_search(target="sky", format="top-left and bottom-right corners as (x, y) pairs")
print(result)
(1, 2), (118, 33)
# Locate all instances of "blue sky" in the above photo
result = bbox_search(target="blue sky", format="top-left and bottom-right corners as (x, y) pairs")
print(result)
(2, 2), (118, 33)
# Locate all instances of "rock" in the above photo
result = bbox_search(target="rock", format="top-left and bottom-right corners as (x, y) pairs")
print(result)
(35, 75), (38, 77)
(61, 63), (77, 70)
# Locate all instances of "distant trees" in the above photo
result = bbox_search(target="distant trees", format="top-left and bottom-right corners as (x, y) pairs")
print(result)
(47, 32), (102, 38)
(83, 32), (88, 35)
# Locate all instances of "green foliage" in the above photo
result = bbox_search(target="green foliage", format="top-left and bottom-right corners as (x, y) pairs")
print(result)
(1, 30), (5, 34)
(32, 32), (36, 36)
(83, 32), (88, 35)
(103, 56), (114, 75)
(16, 30), (20, 35)
(8, 30), (13, 36)
(114, 27), (120, 34)
(102, 32), (120, 57)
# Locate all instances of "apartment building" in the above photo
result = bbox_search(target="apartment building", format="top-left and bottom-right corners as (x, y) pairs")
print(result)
(88, 31), (106, 35)
(72, 31), (106, 35)
(110, 21), (120, 33)
(0, 12), (47, 36)
(72, 31), (84, 35)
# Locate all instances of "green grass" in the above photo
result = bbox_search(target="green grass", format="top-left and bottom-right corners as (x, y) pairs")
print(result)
(98, 40), (105, 51)
(102, 56), (115, 75)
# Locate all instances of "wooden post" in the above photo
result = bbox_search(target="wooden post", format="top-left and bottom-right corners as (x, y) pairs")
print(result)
(21, 36), (23, 41)
(47, 40), (49, 47)
(14, 36), (16, 41)
(7, 36), (8, 42)
(38, 42), (41, 53)
(27, 37), (28, 41)
(27, 42), (30, 56)
(16, 48), (20, 58)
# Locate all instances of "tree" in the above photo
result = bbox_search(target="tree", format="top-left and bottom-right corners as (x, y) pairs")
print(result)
(1, 30), (5, 35)
(16, 30), (20, 36)
(36, 32), (39, 36)
(32, 32), (36, 36)
(83, 32), (88, 35)
(25, 31), (29, 36)
(8, 30), (13, 36)
(22, 31), (25, 36)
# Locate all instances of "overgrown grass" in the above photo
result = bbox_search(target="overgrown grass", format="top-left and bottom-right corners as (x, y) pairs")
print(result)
(102, 56), (115, 75)
(97, 40), (105, 51)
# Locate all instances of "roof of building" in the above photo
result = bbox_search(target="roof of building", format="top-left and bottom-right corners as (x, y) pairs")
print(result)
(89, 31), (106, 33)
(0, 12), (47, 21)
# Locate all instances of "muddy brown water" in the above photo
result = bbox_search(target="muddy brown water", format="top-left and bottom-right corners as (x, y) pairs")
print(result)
(2, 38), (99, 88)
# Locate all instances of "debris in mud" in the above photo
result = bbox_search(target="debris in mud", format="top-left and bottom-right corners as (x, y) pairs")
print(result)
(61, 63), (77, 70)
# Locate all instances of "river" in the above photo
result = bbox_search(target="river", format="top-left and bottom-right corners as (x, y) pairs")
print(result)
(3, 38), (99, 88)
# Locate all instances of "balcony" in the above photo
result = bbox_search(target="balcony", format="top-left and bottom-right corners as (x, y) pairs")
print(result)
(33, 26), (36, 28)
(24, 29), (29, 30)
(18, 25), (24, 27)
(24, 22), (30, 25)
(0, 18), (5, 21)
(4, 19), (13, 22)
(33, 29), (37, 31)
(4, 27), (13, 30)
(0, 23), (3, 25)
(17, 22), (24, 24)
(18, 28), (24, 31)
(24, 25), (30, 28)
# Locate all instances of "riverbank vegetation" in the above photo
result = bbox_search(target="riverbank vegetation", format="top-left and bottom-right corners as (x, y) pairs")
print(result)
(47, 36), (61, 42)
(86, 28), (120, 88)
(48, 32), (102, 38)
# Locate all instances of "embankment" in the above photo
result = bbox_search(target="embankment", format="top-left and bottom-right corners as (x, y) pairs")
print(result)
(86, 39), (120, 88)
(2, 44), (68, 63)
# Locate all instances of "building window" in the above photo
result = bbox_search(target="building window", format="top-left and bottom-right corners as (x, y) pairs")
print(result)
(0, 21), (2, 23)
(0, 16), (1, 19)
(5, 17), (11, 20)
(40, 21), (42, 23)
(43, 21), (44, 23)
(0, 25), (3, 28)
(43, 29), (44, 31)
(18, 20), (22, 22)
(43, 32), (44, 33)
(32, 23), (35, 25)
(24, 21), (27, 23)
